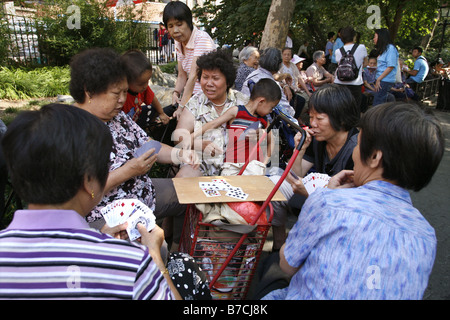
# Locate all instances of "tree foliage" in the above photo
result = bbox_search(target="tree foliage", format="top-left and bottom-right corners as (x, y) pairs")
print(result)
(34, 0), (148, 65)
(193, 0), (448, 62)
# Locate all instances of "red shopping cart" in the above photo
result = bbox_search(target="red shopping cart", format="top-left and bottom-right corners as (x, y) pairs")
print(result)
(178, 113), (307, 300)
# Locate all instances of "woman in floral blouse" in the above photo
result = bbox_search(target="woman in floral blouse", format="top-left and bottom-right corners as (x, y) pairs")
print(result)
(70, 48), (198, 248)
(175, 49), (249, 176)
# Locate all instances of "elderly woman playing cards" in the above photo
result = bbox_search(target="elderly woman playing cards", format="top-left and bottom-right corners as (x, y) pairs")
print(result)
(70, 48), (199, 249)
(269, 84), (360, 251)
(0, 104), (181, 299)
(258, 102), (444, 300)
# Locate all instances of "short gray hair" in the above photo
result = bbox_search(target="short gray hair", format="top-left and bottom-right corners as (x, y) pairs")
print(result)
(312, 50), (325, 62)
(239, 46), (258, 63)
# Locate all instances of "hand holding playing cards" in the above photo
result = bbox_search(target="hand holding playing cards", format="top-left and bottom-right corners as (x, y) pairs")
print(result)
(101, 222), (128, 240)
(286, 171), (309, 197)
(328, 170), (355, 189)
(128, 148), (158, 176)
(137, 224), (164, 257)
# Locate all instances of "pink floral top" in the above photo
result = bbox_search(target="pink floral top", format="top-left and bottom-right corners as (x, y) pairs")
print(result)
(86, 112), (156, 224)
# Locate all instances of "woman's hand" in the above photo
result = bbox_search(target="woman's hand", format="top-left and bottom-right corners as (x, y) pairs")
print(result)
(101, 222), (129, 240)
(286, 173), (308, 197)
(375, 78), (382, 92)
(137, 224), (164, 255)
(328, 170), (355, 189)
(127, 149), (158, 176)
(294, 128), (313, 151)
(202, 141), (223, 158)
(174, 148), (200, 169)
(157, 112), (171, 125)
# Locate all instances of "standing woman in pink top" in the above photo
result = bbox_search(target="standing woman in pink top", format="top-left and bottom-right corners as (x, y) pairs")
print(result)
(163, 1), (216, 117)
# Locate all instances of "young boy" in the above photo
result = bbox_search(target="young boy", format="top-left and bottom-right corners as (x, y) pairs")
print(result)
(192, 78), (282, 176)
(120, 50), (171, 131)
(363, 56), (378, 94)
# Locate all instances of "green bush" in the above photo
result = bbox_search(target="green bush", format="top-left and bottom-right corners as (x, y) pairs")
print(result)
(0, 66), (70, 100)
(35, 0), (149, 66)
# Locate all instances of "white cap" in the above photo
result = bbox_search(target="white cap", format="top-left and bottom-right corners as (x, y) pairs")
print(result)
(291, 54), (305, 65)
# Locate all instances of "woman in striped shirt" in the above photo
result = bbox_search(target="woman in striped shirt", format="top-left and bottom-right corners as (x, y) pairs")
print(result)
(163, 1), (216, 115)
(0, 104), (180, 300)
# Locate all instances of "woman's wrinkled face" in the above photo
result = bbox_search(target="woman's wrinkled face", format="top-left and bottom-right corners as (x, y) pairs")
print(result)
(166, 18), (192, 44)
(282, 49), (292, 64)
(200, 68), (228, 104)
(89, 78), (128, 122)
(245, 51), (260, 69)
(308, 108), (337, 142)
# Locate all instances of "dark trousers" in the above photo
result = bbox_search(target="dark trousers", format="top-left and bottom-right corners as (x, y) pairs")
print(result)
(337, 84), (363, 112)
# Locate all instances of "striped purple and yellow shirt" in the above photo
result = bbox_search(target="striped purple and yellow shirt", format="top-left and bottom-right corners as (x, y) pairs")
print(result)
(0, 210), (174, 300)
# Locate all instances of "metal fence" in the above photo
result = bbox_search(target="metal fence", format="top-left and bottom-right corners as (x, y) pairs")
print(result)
(1, 11), (176, 67)
(2, 13), (44, 66)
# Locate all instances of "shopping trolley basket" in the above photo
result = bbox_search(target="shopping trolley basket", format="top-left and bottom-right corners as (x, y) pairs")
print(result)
(179, 113), (307, 300)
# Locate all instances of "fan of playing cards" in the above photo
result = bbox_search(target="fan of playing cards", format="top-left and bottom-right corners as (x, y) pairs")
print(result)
(100, 199), (156, 241)
(302, 172), (331, 194)
(199, 179), (249, 200)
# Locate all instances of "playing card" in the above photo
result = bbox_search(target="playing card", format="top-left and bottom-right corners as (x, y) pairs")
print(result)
(302, 172), (331, 194)
(126, 210), (156, 242)
(201, 187), (222, 197)
(134, 140), (162, 158)
(225, 187), (249, 200)
(99, 199), (156, 241)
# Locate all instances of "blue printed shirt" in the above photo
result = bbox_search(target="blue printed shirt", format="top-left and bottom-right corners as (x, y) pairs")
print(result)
(376, 44), (399, 83)
(262, 180), (436, 300)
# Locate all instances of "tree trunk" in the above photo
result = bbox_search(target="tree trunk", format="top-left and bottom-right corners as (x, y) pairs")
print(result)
(379, 0), (408, 42)
(259, 0), (296, 50)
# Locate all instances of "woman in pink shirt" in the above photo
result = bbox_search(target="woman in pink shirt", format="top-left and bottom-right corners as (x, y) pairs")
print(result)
(163, 1), (216, 116)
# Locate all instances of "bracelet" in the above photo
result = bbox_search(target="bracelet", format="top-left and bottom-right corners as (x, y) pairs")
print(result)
(176, 148), (183, 162)
(160, 268), (169, 276)
(173, 90), (181, 97)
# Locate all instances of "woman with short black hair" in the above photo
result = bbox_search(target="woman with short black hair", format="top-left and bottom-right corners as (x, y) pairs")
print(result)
(163, 1), (215, 110)
(174, 49), (250, 176)
(0, 104), (180, 299)
(269, 84), (360, 250)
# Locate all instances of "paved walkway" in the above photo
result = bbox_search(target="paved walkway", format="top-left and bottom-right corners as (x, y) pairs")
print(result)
(414, 109), (450, 300)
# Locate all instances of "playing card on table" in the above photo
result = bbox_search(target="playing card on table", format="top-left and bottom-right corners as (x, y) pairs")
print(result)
(201, 187), (222, 197)
(302, 172), (331, 194)
(225, 187), (249, 200)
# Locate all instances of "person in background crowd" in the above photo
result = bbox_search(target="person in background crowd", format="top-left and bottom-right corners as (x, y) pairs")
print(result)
(405, 46), (429, 91)
(372, 28), (399, 106)
(325, 31), (335, 68)
(334, 26), (368, 111)
(305, 51), (335, 92)
(235, 46), (260, 91)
